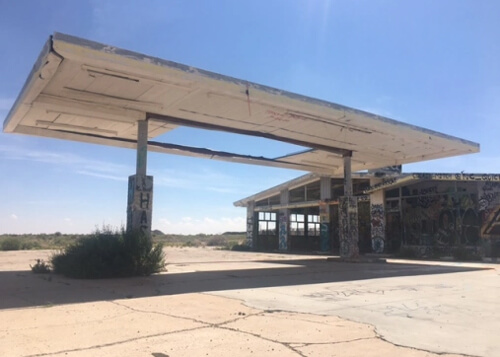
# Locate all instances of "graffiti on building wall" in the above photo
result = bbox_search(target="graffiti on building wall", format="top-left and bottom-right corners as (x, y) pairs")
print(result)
(370, 204), (385, 253)
(479, 182), (500, 237)
(279, 212), (288, 250)
(479, 182), (500, 215)
(402, 183), (483, 247)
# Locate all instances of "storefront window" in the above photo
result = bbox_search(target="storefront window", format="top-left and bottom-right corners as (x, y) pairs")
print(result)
(258, 212), (277, 235)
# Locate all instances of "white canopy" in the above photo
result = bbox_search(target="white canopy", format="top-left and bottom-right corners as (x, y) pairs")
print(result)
(4, 33), (479, 175)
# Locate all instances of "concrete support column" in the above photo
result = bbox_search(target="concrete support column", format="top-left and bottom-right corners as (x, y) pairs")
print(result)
(136, 120), (148, 177)
(339, 153), (359, 258)
(319, 176), (331, 252)
(127, 119), (153, 238)
(343, 155), (353, 197)
(278, 189), (289, 251)
(246, 201), (255, 249)
(369, 178), (386, 253)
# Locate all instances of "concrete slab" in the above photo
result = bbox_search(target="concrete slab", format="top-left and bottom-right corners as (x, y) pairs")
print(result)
(0, 248), (497, 356)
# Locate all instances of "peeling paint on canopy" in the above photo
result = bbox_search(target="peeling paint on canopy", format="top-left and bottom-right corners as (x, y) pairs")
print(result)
(3, 33), (480, 174)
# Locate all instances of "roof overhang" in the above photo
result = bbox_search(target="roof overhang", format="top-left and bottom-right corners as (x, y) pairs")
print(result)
(363, 172), (500, 194)
(4, 33), (480, 175)
(234, 172), (372, 207)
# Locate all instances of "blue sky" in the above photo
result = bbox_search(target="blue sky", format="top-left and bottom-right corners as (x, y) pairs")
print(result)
(1, 0), (499, 234)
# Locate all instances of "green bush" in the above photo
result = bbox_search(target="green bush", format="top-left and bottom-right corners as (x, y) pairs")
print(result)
(31, 259), (51, 274)
(206, 236), (227, 246)
(51, 227), (165, 279)
(0, 238), (21, 251)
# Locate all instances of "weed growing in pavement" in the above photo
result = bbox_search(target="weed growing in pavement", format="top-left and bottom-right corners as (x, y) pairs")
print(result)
(51, 226), (165, 279)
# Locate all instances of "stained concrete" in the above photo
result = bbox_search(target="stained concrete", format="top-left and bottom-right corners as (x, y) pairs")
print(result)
(0, 248), (497, 356)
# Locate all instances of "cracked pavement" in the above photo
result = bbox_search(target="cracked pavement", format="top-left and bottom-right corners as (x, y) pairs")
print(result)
(0, 248), (498, 356)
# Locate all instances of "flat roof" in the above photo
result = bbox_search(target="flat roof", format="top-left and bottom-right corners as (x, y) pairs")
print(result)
(234, 172), (500, 207)
(4, 33), (479, 174)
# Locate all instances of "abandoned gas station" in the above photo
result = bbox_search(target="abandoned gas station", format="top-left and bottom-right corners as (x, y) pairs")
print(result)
(4, 33), (499, 258)
(235, 169), (500, 257)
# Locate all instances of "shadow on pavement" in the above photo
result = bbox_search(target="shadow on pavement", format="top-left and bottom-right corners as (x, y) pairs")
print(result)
(0, 258), (489, 310)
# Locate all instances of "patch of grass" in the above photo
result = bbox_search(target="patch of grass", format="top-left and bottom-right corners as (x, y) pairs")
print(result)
(0, 232), (247, 251)
(206, 235), (227, 247)
(51, 226), (165, 279)
(0, 234), (81, 251)
(31, 259), (51, 274)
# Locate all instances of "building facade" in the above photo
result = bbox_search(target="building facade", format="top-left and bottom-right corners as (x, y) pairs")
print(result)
(235, 171), (500, 257)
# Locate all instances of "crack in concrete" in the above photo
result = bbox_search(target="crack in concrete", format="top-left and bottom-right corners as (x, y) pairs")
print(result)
(210, 294), (480, 357)
(111, 300), (314, 356)
(216, 324), (307, 357)
(288, 336), (377, 348)
(20, 300), (268, 357)
(18, 295), (481, 357)
(109, 299), (260, 326)
(374, 331), (480, 357)
(22, 325), (210, 357)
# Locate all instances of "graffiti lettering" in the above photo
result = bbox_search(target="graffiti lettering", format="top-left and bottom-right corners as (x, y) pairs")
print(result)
(412, 173), (500, 182)
(126, 175), (153, 236)
(246, 216), (253, 248)
(140, 192), (150, 210)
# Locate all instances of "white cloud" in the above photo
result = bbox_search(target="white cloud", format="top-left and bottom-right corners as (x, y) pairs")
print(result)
(9, 214), (18, 220)
(75, 170), (127, 182)
(152, 167), (251, 194)
(0, 144), (132, 181)
(156, 216), (245, 235)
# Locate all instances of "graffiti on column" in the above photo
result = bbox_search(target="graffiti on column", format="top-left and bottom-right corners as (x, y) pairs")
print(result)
(319, 201), (330, 251)
(279, 212), (288, 250)
(246, 216), (253, 248)
(127, 175), (153, 236)
(339, 198), (348, 257)
(339, 197), (359, 258)
(370, 204), (385, 253)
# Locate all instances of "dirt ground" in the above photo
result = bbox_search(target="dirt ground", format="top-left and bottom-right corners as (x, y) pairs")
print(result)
(0, 248), (498, 357)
